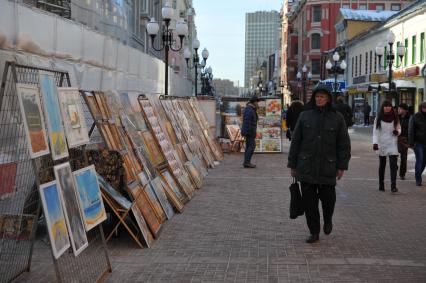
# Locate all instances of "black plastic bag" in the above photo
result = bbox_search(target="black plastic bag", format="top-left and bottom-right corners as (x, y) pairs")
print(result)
(289, 179), (304, 219)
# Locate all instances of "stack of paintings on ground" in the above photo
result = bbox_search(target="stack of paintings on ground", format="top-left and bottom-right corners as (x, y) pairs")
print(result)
(14, 70), (223, 259)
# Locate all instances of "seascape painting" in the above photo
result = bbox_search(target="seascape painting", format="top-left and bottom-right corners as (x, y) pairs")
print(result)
(73, 165), (107, 231)
(39, 71), (69, 160)
(54, 162), (88, 256)
(16, 84), (50, 158)
(39, 181), (70, 259)
(58, 88), (90, 148)
(97, 174), (131, 210)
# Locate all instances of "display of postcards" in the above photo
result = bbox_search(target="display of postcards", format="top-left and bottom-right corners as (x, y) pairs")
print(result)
(263, 116), (282, 128)
(257, 105), (266, 117)
(258, 116), (265, 126)
(97, 174), (131, 210)
(54, 162), (88, 256)
(261, 139), (282, 152)
(263, 127), (281, 139)
(57, 88), (90, 148)
(73, 165), (107, 232)
(16, 84), (50, 159)
(255, 128), (263, 139)
(255, 139), (261, 152)
(266, 99), (281, 116)
(39, 71), (69, 161)
(131, 205), (155, 248)
(143, 181), (166, 223)
(39, 181), (71, 259)
(0, 214), (35, 241)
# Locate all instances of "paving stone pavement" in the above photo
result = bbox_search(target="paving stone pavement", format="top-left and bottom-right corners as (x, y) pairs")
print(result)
(17, 128), (426, 282)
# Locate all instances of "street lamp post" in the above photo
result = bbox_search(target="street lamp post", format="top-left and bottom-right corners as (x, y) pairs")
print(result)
(375, 31), (405, 105)
(257, 72), (264, 96)
(296, 65), (312, 103)
(200, 66), (213, 96)
(184, 40), (209, 96)
(326, 51), (347, 103)
(146, 2), (188, 96)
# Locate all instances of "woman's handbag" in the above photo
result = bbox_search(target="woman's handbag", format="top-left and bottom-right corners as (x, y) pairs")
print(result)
(289, 178), (304, 219)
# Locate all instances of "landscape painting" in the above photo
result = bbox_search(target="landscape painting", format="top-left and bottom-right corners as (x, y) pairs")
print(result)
(39, 181), (70, 259)
(54, 162), (88, 256)
(58, 88), (90, 148)
(16, 84), (50, 158)
(73, 165), (107, 231)
(39, 71), (69, 160)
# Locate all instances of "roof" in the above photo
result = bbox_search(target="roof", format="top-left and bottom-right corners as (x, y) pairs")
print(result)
(340, 8), (397, 22)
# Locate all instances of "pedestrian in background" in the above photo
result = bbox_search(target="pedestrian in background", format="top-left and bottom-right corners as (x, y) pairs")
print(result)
(286, 100), (304, 140)
(364, 101), (372, 126)
(334, 95), (353, 127)
(408, 102), (426, 186)
(373, 100), (401, 192)
(288, 84), (351, 244)
(241, 95), (260, 168)
(398, 103), (410, 180)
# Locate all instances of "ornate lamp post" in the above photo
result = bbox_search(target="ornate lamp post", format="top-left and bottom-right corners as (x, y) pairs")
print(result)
(201, 66), (213, 96)
(184, 39), (209, 96)
(257, 72), (265, 96)
(296, 65), (312, 103)
(326, 51), (347, 103)
(146, 2), (188, 96)
(375, 31), (405, 105)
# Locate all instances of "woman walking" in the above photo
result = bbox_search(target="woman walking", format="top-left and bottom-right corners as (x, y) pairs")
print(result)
(373, 100), (401, 192)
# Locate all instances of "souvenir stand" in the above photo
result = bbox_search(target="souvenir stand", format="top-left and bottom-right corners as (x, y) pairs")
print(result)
(0, 62), (111, 282)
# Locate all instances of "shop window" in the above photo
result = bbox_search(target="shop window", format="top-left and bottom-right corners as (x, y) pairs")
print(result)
(312, 5), (321, 22)
(412, 35), (417, 64)
(312, 59), (320, 74)
(421, 33), (425, 62)
(311, 33), (321, 49)
(391, 4), (401, 11)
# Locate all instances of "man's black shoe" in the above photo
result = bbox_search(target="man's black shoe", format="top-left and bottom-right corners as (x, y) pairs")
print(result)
(379, 184), (385, 191)
(391, 187), (398, 193)
(305, 234), (319, 243)
(416, 182), (422, 186)
(400, 175), (405, 180)
(323, 222), (333, 235)
(243, 163), (256, 168)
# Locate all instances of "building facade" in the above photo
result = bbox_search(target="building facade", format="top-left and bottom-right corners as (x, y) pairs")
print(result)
(244, 10), (280, 88)
(286, 0), (412, 101)
(344, 1), (426, 122)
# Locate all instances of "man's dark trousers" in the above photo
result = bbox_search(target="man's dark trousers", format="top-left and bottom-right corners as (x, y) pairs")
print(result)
(301, 183), (336, 235)
(244, 136), (256, 165)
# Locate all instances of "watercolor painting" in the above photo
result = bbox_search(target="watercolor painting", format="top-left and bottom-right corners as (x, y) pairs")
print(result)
(57, 88), (90, 148)
(39, 71), (69, 160)
(73, 165), (107, 231)
(39, 181), (70, 259)
(54, 162), (88, 256)
(16, 84), (50, 158)
(97, 174), (131, 210)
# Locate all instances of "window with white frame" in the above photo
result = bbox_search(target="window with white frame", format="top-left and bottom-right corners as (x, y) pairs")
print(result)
(311, 33), (321, 49)
(312, 5), (321, 22)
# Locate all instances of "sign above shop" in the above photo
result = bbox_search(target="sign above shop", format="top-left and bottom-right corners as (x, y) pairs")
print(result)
(369, 73), (387, 82)
(405, 66), (420, 77)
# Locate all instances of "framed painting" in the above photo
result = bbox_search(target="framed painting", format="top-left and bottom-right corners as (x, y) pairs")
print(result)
(266, 99), (281, 116)
(54, 162), (88, 256)
(82, 91), (102, 121)
(131, 205), (155, 248)
(16, 84), (50, 158)
(39, 181), (70, 259)
(150, 177), (174, 220)
(39, 71), (69, 160)
(0, 214), (35, 241)
(97, 173), (132, 210)
(160, 168), (187, 204)
(143, 182), (166, 223)
(58, 88), (90, 148)
(73, 165), (107, 231)
(141, 131), (165, 166)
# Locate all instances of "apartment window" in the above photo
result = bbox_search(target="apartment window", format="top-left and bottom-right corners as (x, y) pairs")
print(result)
(294, 43), (298, 55)
(311, 33), (321, 49)
(374, 52), (377, 73)
(376, 4), (384, 11)
(359, 54), (362, 75)
(352, 57), (354, 77)
(412, 35), (417, 64)
(391, 4), (401, 11)
(404, 38), (408, 66)
(355, 56), (358, 77)
(140, 0), (149, 14)
(384, 47), (387, 69)
(359, 4), (367, 10)
(312, 59), (321, 74)
(342, 4), (350, 9)
(312, 5), (321, 22)
(421, 33), (425, 62)
(369, 51), (373, 74)
(365, 52), (368, 74)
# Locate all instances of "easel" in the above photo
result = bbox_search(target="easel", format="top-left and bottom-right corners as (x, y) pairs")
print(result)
(226, 125), (244, 152)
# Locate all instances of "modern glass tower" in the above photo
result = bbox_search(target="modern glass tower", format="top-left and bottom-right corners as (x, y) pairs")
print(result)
(245, 11), (280, 88)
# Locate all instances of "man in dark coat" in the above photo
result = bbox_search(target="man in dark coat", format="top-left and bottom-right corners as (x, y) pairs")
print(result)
(241, 95), (260, 168)
(408, 102), (426, 186)
(334, 95), (353, 127)
(288, 84), (351, 243)
(398, 103), (410, 180)
(364, 101), (372, 126)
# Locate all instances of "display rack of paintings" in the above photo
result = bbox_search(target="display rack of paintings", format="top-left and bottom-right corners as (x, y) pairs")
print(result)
(0, 62), (111, 282)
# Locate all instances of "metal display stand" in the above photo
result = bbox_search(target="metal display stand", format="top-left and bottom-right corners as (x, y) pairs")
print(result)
(0, 62), (111, 282)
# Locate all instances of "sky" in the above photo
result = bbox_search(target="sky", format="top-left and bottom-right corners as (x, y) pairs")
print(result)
(192, 0), (282, 87)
